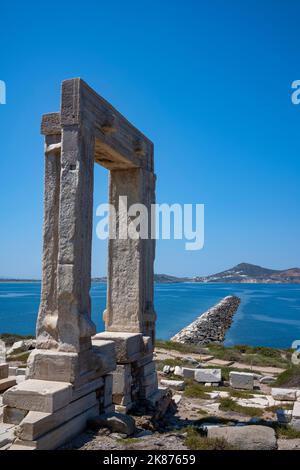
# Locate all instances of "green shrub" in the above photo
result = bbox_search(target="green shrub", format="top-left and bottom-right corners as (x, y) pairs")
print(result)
(218, 397), (263, 417)
(184, 428), (235, 450)
(0, 333), (34, 347)
(184, 383), (210, 399)
(230, 389), (255, 399)
(155, 340), (205, 354)
(117, 438), (143, 445)
(275, 425), (300, 439)
(7, 351), (30, 363)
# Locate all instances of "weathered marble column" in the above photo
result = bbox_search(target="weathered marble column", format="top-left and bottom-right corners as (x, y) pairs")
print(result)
(56, 123), (96, 353)
(104, 167), (156, 344)
(36, 126), (61, 350)
(36, 126), (96, 355)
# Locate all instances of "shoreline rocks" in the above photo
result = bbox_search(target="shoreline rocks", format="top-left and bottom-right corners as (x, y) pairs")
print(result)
(170, 296), (241, 345)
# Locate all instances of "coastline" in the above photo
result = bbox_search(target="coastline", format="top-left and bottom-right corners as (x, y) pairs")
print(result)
(1, 279), (299, 285)
(171, 296), (241, 345)
(0, 283), (299, 348)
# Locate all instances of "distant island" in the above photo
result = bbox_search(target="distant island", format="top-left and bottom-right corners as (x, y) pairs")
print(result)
(1, 263), (300, 284)
(93, 274), (191, 284)
(90, 263), (300, 284)
(193, 262), (300, 284)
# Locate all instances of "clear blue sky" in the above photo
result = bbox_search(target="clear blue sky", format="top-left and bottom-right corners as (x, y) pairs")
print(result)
(0, 0), (299, 278)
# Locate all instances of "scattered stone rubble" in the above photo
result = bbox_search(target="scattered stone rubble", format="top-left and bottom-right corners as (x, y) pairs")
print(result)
(171, 296), (241, 344)
(2, 338), (300, 450)
(271, 388), (300, 431)
(160, 359), (300, 435)
(195, 368), (222, 384)
(160, 380), (185, 391)
(6, 340), (36, 360)
(229, 371), (254, 390)
(0, 363), (16, 393)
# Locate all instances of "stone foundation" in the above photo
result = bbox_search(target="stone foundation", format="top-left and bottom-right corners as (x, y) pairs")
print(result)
(2, 340), (117, 449)
(93, 332), (158, 412)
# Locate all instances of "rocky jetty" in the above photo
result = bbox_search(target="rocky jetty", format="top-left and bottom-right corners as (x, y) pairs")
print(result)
(170, 296), (240, 345)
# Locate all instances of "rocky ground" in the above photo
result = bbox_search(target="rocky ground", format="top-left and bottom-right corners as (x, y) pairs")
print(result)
(1, 338), (300, 451)
(61, 342), (300, 451)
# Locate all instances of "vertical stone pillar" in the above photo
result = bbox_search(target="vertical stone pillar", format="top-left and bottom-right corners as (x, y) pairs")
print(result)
(141, 170), (156, 344)
(104, 167), (156, 345)
(36, 133), (61, 350)
(36, 120), (96, 355)
(56, 123), (96, 353)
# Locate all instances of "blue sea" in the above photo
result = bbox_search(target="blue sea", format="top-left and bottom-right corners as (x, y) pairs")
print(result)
(0, 282), (300, 348)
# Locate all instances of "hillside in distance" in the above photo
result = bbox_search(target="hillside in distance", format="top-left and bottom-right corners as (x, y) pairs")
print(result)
(92, 274), (191, 284)
(194, 263), (300, 284)
(1, 263), (299, 284)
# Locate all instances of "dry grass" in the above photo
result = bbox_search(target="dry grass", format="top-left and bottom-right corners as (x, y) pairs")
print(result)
(275, 425), (300, 439)
(274, 365), (300, 388)
(184, 427), (236, 450)
(218, 397), (263, 417)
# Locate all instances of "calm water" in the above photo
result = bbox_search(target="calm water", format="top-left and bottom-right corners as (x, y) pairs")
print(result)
(0, 282), (300, 348)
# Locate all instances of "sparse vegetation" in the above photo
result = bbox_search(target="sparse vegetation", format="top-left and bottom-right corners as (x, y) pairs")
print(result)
(218, 397), (263, 417)
(155, 340), (290, 369)
(184, 427), (236, 450)
(230, 389), (255, 399)
(155, 340), (206, 354)
(206, 343), (290, 368)
(0, 333), (34, 347)
(117, 438), (143, 445)
(275, 425), (300, 439)
(265, 404), (293, 413)
(7, 351), (30, 362)
(184, 383), (211, 399)
(197, 408), (209, 415)
(274, 365), (300, 388)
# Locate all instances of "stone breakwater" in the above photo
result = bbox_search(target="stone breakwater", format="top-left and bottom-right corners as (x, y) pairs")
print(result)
(170, 295), (241, 345)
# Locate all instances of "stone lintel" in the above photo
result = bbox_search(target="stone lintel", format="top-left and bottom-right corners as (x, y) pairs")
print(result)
(41, 78), (154, 171)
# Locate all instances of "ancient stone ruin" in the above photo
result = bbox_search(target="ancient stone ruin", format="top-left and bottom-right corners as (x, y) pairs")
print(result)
(2, 79), (161, 449)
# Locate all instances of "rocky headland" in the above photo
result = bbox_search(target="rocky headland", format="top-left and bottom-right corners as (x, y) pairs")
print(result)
(171, 296), (241, 345)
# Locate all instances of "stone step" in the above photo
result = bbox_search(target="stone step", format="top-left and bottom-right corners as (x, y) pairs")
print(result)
(16, 392), (97, 441)
(3, 379), (72, 413)
(14, 404), (98, 450)
(72, 377), (104, 401)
